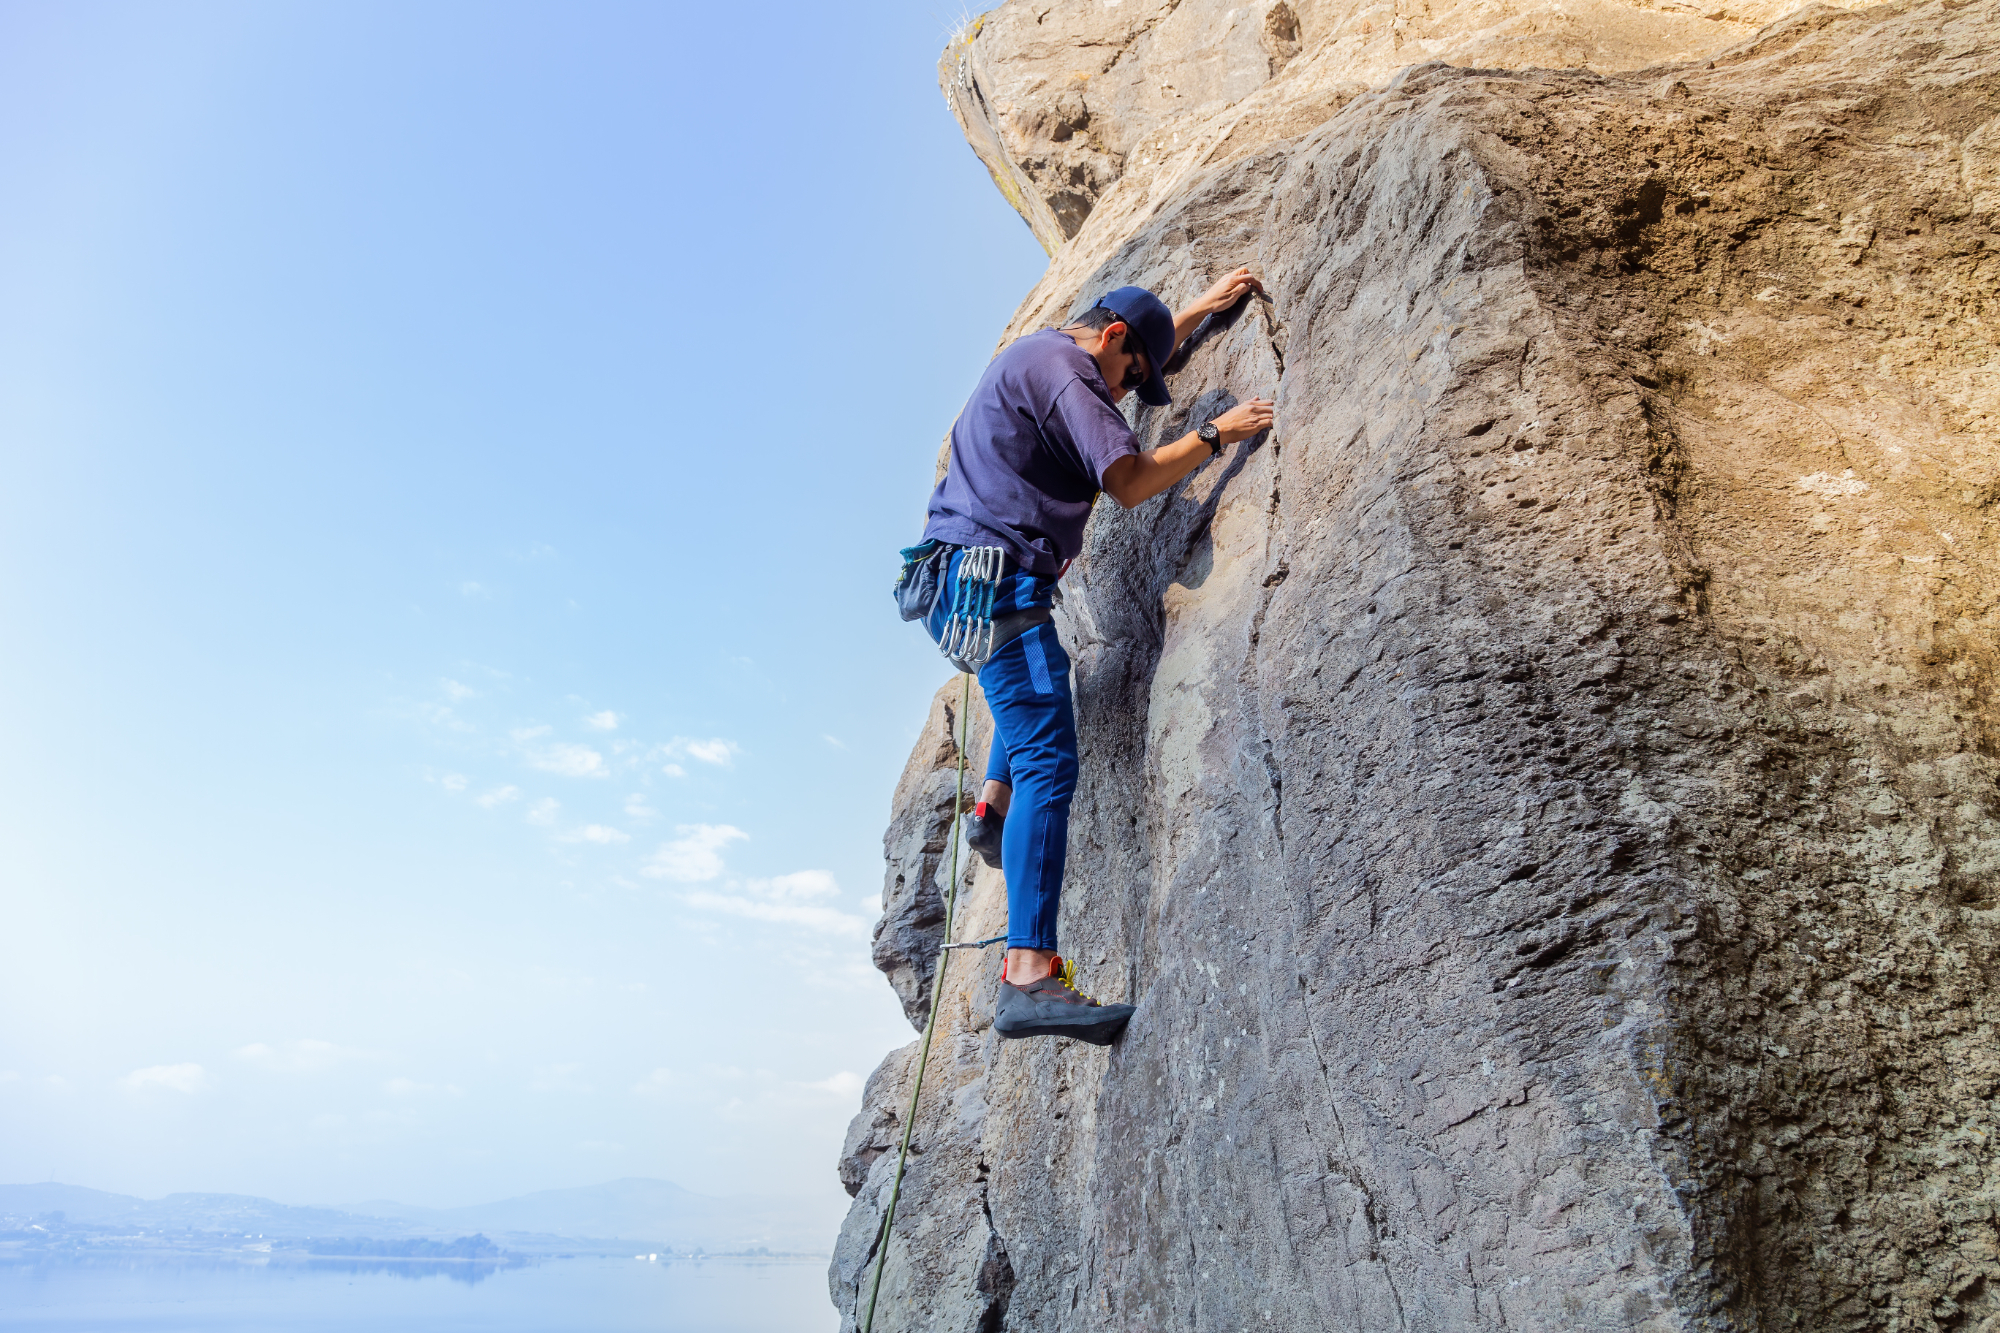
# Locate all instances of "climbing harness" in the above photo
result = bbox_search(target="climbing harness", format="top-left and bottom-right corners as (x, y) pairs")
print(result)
(861, 674), (1001, 1333)
(940, 545), (1005, 673)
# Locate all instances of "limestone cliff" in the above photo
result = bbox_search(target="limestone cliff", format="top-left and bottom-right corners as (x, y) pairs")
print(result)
(836, 1), (2000, 1328)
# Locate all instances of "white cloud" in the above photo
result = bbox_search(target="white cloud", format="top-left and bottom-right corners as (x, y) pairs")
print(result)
(441, 678), (478, 702)
(460, 581), (490, 598)
(441, 773), (469, 793)
(383, 1077), (462, 1098)
(822, 734), (848, 750)
(234, 1040), (360, 1073)
(583, 711), (620, 731)
(529, 743), (609, 779)
(511, 725), (552, 741)
(744, 870), (839, 901)
(662, 763), (686, 779)
(632, 1068), (675, 1098)
(559, 824), (630, 846)
(806, 1071), (864, 1098)
(120, 1064), (205, 1094)
(682, 870), (869, 937)
(683, 892), (871, 936)
(623, 794), (657, 822)
(642, 824), (747, 882)
(477, 785), (521, 808)
(410, 702), (474, 733)
(670, 737), (738, 767)
(527, 798), (561, 827)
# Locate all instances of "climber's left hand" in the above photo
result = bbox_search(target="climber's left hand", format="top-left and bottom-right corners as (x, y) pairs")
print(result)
(1194, 266), (1266, 316)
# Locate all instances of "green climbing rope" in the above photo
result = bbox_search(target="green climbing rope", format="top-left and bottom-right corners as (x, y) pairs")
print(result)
(861, 671), (973, 1333)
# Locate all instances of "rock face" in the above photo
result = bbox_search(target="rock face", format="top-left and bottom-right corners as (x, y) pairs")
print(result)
(941, 0), (1858, 253)
(836, 1), (2000, 1329)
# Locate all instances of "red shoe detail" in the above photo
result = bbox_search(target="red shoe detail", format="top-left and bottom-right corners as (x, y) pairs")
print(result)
(974, 801), (989, 818)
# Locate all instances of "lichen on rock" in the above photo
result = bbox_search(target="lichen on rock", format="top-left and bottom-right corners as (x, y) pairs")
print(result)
(841, 1), (2000, 1328)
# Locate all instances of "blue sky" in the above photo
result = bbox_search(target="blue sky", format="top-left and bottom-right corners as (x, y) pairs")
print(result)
(0, 0), (1047, 1215)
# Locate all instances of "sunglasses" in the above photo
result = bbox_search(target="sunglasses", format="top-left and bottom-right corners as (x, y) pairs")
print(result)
(1117, 330), (1151, 389)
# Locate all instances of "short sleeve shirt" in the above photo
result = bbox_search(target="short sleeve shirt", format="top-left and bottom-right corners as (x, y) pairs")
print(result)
(921, 328), (1141, 578)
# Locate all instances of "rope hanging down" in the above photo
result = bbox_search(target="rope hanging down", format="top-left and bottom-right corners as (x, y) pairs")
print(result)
(861, 673), (994, 1333)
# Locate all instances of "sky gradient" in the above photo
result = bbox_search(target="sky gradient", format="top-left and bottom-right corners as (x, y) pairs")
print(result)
(0, 0), (1049, 1215)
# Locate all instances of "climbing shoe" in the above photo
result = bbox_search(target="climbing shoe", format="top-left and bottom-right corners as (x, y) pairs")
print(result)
(965, 802), (1004, 870)
(994, 957), (1134, 1046)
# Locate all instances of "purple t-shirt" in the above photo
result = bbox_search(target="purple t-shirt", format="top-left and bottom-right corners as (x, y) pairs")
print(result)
(922, 328), (1141, 578)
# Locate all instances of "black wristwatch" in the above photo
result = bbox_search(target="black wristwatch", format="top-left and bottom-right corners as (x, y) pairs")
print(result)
(1196, 421), (1223, 456)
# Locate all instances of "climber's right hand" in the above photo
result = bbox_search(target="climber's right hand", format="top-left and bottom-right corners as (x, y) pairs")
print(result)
(1213, 397), (1275, 444)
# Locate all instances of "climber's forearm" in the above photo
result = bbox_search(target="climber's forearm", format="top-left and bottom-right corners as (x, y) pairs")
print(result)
(1172, 307), (1205, 352)
(1101, 433), (1210, 509)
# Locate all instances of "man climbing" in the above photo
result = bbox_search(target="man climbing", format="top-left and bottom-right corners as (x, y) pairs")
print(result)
(905, 270), (1275, 1045)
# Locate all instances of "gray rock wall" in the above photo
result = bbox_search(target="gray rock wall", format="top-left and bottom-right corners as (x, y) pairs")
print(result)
(838, 3), (2000, 1328)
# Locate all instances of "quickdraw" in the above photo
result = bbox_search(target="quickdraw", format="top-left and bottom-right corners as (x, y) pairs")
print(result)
(939, 545), (1006, 674)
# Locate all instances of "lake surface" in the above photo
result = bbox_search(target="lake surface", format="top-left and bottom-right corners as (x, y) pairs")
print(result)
(0, 1256), (837, 1332)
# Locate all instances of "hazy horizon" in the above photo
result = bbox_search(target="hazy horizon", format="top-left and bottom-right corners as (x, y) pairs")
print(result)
(0, 0), (1048, 1222)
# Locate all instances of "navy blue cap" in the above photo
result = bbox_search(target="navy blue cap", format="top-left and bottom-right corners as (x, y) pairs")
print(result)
(1096, 285), (1176, 407)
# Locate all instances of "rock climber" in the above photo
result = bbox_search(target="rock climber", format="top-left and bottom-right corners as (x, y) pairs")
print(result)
(896, 270), (1276, 1045)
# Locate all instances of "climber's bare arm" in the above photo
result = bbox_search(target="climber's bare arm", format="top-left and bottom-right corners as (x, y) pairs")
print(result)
(1100, 397), (1275, 508)
(1173, 266), (1267, 351)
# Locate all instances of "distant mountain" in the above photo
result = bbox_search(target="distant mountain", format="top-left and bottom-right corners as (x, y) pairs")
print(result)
(0, 1184), (364, 1235)
(0, 1183), (149, 1225)
(0, 1178), (840, 1254)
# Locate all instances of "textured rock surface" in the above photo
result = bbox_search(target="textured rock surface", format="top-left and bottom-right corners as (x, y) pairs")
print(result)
(941, 0), (1863, 253)
(838, 1), (2000, 1328)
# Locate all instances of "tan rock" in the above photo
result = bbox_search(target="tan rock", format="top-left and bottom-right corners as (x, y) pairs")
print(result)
(943, 0), (1860, 253)
(841, 0), (2000, 1328)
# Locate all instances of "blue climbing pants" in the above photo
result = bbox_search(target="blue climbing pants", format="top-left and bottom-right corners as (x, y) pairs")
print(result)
(925, 548), (1077, 952)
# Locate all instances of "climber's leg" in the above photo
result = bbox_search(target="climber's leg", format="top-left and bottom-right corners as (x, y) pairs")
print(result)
(981, 739), (1013, 814)
(977, 620), (1077, 965)
(982, 640), (1134, 1045)
(965, 731), (1013, 869)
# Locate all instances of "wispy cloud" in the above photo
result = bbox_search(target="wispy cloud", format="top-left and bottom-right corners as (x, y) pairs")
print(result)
(440, 773), (469, 793)
(666, 737), (738, 768)
(120, 1064), (205, 1094)
(527, 798), (561, 827)
(477, 785), (521, 808)
(662, 763), (687, 779)
(583, 711), (620, 732)
(384, 1077), (462, 1098)
(805, 1071), (863, 1098)
(822, 734), (848, 750)
(559, 824), (630, 845)
(234, 1040), (363, 1073)
(528, 742), (608, 779)
(623, 794), (657, 822)
(632, 1068), (675, 1098)
(441, 678), (478, 702)
(642, 824), (747, 882)
(460, 581), (490, 599)
(683, 869), (870, 937)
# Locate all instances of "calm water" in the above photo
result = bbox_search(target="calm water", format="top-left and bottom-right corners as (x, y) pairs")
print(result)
(0, 1257), (836, 1332)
